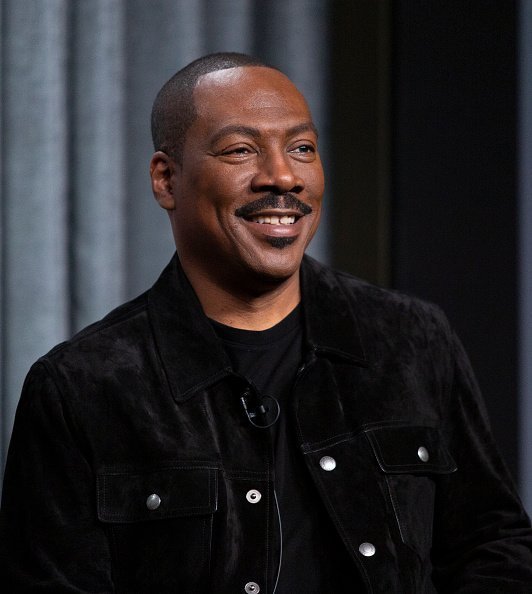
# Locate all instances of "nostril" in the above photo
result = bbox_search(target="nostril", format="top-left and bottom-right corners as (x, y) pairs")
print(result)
(251, 156), (304, 194)
(250, 172), (304, 194)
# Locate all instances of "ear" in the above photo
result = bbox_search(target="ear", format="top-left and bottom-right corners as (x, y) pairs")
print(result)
(150, 151), (178, 210)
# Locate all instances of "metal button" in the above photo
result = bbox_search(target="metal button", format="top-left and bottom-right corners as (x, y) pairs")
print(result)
(319, 456), (336, 471)
(146, 493), (161, 510)
(417, 446), (430, 462)
(359, 542), (376, 557)
(246, 489), (262, 504)
(244, 582), (260, 593)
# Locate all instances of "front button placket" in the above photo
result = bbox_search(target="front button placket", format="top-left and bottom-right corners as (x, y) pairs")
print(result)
(246, 489), (262, 504)
(234, 381), (271, 594)
(319, 455), (336, 471)
(417, 446), (430, 462)
(359, 542), (376, 557)
(146, 493), (161, 510)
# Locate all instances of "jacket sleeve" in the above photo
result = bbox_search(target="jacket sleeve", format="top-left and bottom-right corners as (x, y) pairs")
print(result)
(0, 361), (114, 593)
(431, 327), (532, 592)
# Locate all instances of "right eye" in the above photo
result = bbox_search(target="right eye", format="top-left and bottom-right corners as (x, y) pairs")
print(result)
(222, 146), (254, 156)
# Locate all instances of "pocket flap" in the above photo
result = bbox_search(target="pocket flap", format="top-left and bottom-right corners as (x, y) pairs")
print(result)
(97, 464), (218, 523)
(365, 425), (456, 474)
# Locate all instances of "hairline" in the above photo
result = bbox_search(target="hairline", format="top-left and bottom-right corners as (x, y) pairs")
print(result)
(151, 55), (283, 164)
(186, 65), (284, 147)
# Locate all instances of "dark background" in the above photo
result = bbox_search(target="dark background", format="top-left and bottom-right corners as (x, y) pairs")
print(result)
(330, 0), (520, 478)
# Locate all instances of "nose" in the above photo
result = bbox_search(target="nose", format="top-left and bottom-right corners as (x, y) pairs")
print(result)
(251, 150), (304, 194)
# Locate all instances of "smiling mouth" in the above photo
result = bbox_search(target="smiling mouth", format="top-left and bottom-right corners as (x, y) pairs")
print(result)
(235, 194), (311, 250)
(234, 193), (312, 222)
(247, 214), (298, 225)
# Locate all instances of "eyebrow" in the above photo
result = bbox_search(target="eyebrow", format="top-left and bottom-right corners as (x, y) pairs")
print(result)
(210, 122), (319, 146)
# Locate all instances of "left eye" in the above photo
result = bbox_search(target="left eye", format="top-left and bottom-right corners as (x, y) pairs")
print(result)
(292, 145), (314, 154)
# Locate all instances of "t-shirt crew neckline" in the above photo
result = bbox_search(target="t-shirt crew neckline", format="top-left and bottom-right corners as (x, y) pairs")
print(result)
(208, 304), (301, 347)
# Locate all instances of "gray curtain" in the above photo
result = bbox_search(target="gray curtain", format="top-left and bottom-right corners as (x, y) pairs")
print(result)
(0, 0), (331, 472)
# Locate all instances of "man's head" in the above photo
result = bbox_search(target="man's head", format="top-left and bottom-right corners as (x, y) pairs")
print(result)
(151, 53), (272, 165)
(150, 53), (324, 294)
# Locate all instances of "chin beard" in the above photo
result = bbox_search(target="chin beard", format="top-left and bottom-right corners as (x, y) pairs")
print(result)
(266, 236), (297, 249)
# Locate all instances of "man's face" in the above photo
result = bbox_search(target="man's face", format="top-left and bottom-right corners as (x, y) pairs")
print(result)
(161, 66), (324, 290)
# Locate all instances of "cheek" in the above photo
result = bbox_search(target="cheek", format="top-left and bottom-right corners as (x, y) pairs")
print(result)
(307, 184), (325, 214)
(195, 171), (252, 212)
(218, 171), (254, 199)
(313, 166), (326, 195)
(299, 163), (325, 198)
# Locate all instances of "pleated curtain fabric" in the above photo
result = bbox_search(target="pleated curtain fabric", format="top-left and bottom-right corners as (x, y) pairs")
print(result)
(0, 0), (331, 474)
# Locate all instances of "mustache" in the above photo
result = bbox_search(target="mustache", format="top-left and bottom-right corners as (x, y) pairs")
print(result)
(234, 193), (312, 218)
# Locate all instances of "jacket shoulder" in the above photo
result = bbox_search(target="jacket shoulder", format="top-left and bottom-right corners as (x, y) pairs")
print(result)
(41, 291), (150, 370)
(305, 256), (452, 335)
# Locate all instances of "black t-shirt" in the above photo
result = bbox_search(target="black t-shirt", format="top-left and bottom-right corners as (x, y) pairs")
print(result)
(210, 306), (358, 593)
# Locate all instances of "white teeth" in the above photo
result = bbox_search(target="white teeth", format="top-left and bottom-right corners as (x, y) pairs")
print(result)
(251, 215), (297, 225)
(280, 216), (295, 224)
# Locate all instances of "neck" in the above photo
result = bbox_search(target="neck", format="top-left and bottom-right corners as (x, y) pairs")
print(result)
(181, 263), (301, 331)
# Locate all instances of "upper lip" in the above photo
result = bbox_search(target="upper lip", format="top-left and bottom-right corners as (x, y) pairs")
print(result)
(234, 193), (313, 219)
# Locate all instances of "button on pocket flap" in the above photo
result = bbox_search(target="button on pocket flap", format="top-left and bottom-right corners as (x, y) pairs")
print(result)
(365, 425), (457, 474)
(97, 464), (218, 523)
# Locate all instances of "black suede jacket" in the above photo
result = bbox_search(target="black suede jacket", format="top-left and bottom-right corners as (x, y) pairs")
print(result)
(1, 255), (532, 593)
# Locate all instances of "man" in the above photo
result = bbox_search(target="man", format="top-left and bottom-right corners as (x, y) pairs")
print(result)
(1, 52), (531, 593)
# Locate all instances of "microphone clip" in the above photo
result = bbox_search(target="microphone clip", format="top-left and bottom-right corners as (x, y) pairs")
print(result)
(240, 391), (280, 429)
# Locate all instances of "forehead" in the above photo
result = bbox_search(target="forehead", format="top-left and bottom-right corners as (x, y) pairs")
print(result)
(191, 66), (313, 130)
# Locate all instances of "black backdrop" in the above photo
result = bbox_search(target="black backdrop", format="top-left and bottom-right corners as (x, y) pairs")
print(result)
(330, 1), (520, 479)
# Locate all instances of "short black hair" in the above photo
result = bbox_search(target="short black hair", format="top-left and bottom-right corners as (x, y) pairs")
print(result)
(151, 52), (277, 164)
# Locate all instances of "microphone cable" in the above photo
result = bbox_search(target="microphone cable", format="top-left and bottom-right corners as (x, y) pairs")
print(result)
(272, 488), (283, 594)
(240, 386), (283, 591)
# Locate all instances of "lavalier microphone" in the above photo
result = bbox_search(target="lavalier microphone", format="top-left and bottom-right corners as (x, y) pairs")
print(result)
(240, 390), (280, 429)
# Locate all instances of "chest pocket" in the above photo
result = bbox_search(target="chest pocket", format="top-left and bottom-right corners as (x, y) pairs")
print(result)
(365, 425), (456, 559)
(97, 463), (218, 593)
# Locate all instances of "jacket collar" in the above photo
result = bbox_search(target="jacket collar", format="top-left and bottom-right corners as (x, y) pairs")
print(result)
(148, 254), (368, 403)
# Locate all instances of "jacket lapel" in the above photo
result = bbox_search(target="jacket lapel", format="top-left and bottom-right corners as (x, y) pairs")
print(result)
(300, 256), (368, 367)
(148, 255), (233, 403)
(148, 254), (369, 404)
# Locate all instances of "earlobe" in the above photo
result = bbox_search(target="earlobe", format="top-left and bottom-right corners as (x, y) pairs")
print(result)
(150, 151), (177, 210)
